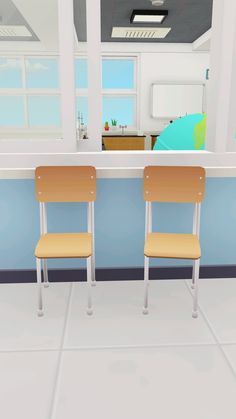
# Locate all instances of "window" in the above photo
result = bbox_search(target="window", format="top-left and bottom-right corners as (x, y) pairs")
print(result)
(102, 59), (134, 89)
(27, 96), (61, 127)
(76, 95), (88, 125)
(25, 58), (59, 89)
(103, 96), (135, 127)
(75, 58), (88, 129)
(0, 0), (235, 167)
(0, 54), (136, 135)
(0, 56), (61, 132)
(0, 96), (25, 126)
(75, 58), (88, 89)
(75, 57), (137, 130)
(0, 58), (23, 88)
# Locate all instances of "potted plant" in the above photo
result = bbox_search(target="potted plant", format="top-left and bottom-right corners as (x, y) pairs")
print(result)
(111, 119), (118, 131)
(104, 121), (109, 131)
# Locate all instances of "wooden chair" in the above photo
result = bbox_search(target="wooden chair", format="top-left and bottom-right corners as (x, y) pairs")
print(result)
(35, 166), (96, 317)
(143, 166), (205, 318)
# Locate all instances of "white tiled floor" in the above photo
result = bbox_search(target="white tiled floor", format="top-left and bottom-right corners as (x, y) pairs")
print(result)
(0, 283), (70, 351)
(187, 278), (236, 344)
(1, 279), (236, 419)
(0, 351), (58, 419)
(65, 280), (214, 348)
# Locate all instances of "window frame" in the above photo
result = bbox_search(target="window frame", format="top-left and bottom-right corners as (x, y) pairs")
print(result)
(0, 0), (235, 169)
(0, 54), (62, 132)
(0, 52), (139, 147)
(0, 51), (140, 138)
(0, 0), (77, 153)
(75, 54), (138, 131)
(0, 52), (66, 152)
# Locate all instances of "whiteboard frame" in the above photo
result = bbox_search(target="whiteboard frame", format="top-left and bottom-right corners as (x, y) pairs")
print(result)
(150, 81), (206, 120)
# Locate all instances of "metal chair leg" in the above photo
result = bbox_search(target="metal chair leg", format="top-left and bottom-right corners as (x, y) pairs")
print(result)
(43, 259), (49, 288)
(143, 256), (149, 314)
(191, 261), (196, 289)
(192, 259), (200, 319)
(86, 256), (93, 315)
(91, 253), (96, 287)
(36, 258), (43, 317)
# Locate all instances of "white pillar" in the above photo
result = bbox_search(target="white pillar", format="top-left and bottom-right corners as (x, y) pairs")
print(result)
(206, 0), (236, 152)
(58, 0), (77, 152)
(86, 0), (102, 151)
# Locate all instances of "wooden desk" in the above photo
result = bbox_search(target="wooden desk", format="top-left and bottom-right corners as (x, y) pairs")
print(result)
(151, 135), (159, 150)
(103, 136), (146, 151)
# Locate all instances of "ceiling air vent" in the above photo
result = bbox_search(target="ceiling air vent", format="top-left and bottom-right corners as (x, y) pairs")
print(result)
(112, 27), (171, 39)
(0, 25), (32, 37)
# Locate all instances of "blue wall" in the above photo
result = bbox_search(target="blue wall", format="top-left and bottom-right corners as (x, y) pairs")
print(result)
(0, 178), (236, 270)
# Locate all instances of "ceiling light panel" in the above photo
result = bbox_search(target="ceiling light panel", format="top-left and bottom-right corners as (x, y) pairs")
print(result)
(151, 0), (165, 6)
(112, 27), (171, 39)
(0, 25), (32, 37)
(130, 10), (168, 24)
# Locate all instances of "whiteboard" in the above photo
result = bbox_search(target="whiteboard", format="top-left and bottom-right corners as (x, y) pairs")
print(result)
(151, 83), (204, 119)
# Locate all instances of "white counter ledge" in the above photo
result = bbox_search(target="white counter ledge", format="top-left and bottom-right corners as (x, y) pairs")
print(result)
(0, 166), (236, 179)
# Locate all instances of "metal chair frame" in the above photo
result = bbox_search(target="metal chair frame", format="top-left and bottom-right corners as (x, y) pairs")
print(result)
(36, 172), (96, 317)
(143, 188), (202, 319)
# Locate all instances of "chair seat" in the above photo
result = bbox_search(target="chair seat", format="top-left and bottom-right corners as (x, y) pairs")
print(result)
(144, 233), (201, 259)
(35, 233), (92, 259)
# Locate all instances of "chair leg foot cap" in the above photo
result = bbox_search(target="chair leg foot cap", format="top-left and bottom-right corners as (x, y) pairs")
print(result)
(87, 308), (93, 316)
(191, 284), (195, 289)
(44, 283), (49, 288)
(91, 281), (96, 287)
(37, 309), (44, 317)
(143, 307), (149, 315)
(192, 311), (198, 319)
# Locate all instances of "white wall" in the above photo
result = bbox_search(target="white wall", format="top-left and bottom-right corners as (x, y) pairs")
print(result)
(139, 52), (210, 132)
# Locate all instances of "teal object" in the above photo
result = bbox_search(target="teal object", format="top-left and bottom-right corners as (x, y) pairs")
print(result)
(154, 113), (206, 150)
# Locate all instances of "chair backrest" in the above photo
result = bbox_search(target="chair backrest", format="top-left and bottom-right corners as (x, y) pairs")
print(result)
(35, 166), (96, 203)
(144, 166), (205, 203)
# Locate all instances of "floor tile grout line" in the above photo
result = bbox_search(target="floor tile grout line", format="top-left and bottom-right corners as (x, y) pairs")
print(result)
(218, 342), (236, 346)
(48, 281), (74, 419)
(61, 342), (218, 351)
(0, 342), (219, 355)
(0, 348), (59, 354)
(184, 279), (236, 382)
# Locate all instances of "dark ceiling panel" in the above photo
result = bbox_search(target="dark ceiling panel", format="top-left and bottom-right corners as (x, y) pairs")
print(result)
(74, 0), (213, 43)
(74, 0), (87, 42)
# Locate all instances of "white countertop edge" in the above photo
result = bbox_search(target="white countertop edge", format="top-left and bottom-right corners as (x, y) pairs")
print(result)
(0, 167), (236, 179)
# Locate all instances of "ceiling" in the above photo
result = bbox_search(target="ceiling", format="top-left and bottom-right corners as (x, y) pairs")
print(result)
(0, 0), (213, 45)
(74, 0), (213, 43)
(0, 0), (38, 41)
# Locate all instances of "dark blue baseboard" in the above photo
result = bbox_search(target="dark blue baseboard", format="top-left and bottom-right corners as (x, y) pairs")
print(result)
(0, 265), (235, 283)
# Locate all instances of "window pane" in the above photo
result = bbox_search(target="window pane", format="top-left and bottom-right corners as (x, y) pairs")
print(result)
(76, 96), (88, 125)
(103, 96), (135, 126)
(75, 59), (88, 89)
(0, 58), (22, 88)
(28, 96), (60, 126)
(102, 59), (134, 89)
(26, 58), (59, 89)
(0, 96), (25, 126)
